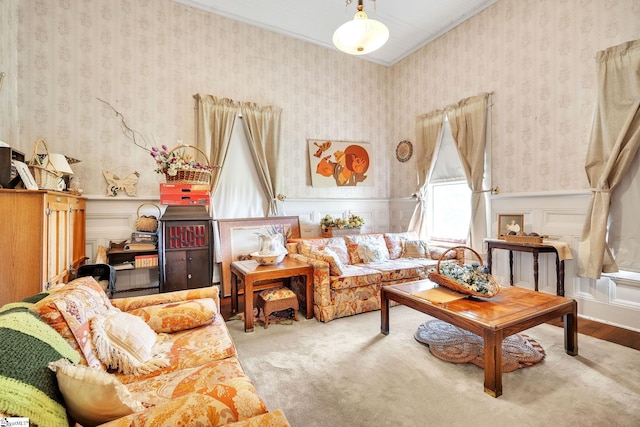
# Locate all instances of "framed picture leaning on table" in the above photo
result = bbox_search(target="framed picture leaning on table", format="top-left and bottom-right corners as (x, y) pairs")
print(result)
(498, 214), (524, 238)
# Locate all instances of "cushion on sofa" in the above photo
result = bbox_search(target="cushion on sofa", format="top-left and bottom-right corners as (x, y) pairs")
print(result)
(91, 310), (170, 376)
(384, 232), (419, 259)
(128, 298), (216, 333)
(123, 357), (268, 422)
(110, 286), (218, 312)
(344, 234), (390, 264)
(0, 306), (81, 427)
(309, 247), (346, 276)
(30, 276), (114, 368)
(321, 237), (351, 264)
(48, 358), (144, 427)
(402, 239), (430, 258)
(114, 313), (237, 385)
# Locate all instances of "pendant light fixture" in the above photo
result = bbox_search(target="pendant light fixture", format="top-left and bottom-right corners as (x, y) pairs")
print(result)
(332, 0), (389, 55)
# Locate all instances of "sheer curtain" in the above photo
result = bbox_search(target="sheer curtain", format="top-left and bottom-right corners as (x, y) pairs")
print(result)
(408, 109), (445, 238)
(446, 93), (490, 254)
(578, 39), (640, 279)
(239, 102), (284, 216)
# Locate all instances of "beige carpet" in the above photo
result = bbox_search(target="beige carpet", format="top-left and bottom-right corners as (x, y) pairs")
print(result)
(226, 305), (640, 427)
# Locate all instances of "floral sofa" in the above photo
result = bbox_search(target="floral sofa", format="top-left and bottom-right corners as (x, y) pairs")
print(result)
(0, 276), (289, 427)
(287, 232), (463, 322)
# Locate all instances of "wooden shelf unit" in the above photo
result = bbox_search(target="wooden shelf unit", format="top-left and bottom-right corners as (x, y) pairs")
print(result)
(0, 189), (87, 306)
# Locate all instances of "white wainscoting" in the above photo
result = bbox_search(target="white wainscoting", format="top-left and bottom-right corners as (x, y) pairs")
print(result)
(86, 193), (640, 332)
(390, 191), (640, 332)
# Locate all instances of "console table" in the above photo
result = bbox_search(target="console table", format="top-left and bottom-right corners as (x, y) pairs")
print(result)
(484, 238), (572, 296)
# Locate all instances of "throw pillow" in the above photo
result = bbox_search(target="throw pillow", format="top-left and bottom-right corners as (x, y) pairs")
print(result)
(309, 247), (345, 276)
(402, 240), (430, 258)
(0, 306), (81, 427)
(384, 232), (419, 259)
(127, 298), (216, 333)
(30, 276), (114, 368)
(323, 237), (351, 265)
(344, 234), (390, 264)
(48, 359), (144, 427)
(356, 240), (390, 263)
(90, 309), (169, 376)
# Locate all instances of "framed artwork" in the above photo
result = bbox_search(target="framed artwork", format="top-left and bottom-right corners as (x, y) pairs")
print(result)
(12, 160), (39, 190)
(217, 216), (301, 297)
(498, 214), (524, 238)
(395, 140), (413, 162)
(308, 139), (373, 187)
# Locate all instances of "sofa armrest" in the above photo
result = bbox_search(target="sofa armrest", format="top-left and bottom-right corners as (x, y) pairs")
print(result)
(110, 285), (220, 312)
(288, 253), (334, 322)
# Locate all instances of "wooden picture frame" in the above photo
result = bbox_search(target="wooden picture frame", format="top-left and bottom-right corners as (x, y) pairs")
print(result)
(217, 216), (301, 297)
(12, 159), (39, 190)
(498, 214), (524, 238)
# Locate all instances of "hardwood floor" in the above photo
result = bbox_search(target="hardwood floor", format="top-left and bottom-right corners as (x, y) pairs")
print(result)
(546, 317), (640, 351)
(222, 296), (640, 351)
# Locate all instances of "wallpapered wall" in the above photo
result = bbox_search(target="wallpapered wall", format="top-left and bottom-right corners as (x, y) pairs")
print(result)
(8, 0), (389, 199)
(389, 0), (640, 196)
(3, 0), (640, 199)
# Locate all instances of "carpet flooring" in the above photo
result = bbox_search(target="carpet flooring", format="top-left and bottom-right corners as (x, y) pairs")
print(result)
(226, 305), (640, 427)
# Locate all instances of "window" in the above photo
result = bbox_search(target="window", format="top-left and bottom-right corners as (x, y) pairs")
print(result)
(427, 117), (471, 243)
(212, 117), (267, 219)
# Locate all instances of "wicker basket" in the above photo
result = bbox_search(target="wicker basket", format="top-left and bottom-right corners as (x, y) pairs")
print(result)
(428, 246), (501, 298)
(504, 234), (544, 244)
(321, 227), (362, 238)
(135, 203), (161, 232)
(164, 145), (213, 186)
(27, 139), (64, 190)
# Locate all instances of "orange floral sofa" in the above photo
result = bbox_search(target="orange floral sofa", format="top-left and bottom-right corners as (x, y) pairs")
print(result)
(0, 277), (289, 427)
(287, 232), (463, 322)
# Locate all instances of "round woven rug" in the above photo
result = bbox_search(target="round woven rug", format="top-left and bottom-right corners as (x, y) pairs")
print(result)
(415, 319), (545, 372)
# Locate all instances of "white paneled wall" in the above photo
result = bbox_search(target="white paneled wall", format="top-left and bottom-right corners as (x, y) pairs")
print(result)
(87, 193), (640, 331)
(391, 191), (640, 332)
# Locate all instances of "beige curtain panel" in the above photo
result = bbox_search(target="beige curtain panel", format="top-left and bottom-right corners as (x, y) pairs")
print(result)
(446, 93), (490, 254)
(239, 102), (284, 216)
(579, 39), (640, 279)
(408, 109), (445, 239)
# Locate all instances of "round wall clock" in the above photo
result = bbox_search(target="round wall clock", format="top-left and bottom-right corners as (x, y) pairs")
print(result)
(395, 140), (413, 162)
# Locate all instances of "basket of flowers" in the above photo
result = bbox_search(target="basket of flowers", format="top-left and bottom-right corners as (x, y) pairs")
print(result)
(320, 214), (365, 237)
(428, 246), (501, 298)
(151, 143), (219, 186)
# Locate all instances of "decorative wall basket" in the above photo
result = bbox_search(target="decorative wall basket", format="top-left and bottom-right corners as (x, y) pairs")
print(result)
(135, 203), (161, 232)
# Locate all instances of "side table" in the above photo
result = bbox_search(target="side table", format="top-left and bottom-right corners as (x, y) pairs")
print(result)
(230, 256), (313, 332)
(484, 238), (572, 296)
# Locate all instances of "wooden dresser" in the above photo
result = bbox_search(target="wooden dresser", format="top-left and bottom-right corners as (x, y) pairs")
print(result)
(0, 189), (86, 305)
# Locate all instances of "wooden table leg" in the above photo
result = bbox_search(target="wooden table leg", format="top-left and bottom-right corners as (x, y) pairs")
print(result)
(508, 250), (514, 286)
(304, 271), (313, 319)
(244, 277), (254, 332)
(533, 251), (539, 291)
(380, 288), (390, 335)
(564, 301), (578, 355)
(231, 272), (238, 314)
(483, 329), (503, 398)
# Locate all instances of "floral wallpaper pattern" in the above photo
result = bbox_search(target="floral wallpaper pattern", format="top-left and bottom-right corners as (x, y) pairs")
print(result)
(3, 0), (640, 198)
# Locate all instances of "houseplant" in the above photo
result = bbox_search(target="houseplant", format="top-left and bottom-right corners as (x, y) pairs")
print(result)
(320, 214), (365, 237)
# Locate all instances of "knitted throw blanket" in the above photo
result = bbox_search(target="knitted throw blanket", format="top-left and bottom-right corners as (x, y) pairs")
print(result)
(0, 304), (80, 427)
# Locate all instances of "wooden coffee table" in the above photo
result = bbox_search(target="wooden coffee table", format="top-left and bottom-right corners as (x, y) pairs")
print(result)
(381, 280), (578, 397)
(231, 256), (313, 332)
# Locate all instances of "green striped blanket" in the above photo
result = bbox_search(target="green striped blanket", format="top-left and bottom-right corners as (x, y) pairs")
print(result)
(0, 303), (81, 427)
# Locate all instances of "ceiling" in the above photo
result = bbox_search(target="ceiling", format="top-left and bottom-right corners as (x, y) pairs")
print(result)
(172, 0), (498, 67)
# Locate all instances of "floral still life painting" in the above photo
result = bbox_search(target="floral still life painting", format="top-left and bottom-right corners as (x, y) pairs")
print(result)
(308, 139), (373, 187)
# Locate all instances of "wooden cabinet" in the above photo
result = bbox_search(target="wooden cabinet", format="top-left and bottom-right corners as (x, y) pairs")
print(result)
(158, 206), (213, 292)
(0, 190), (87, 306)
